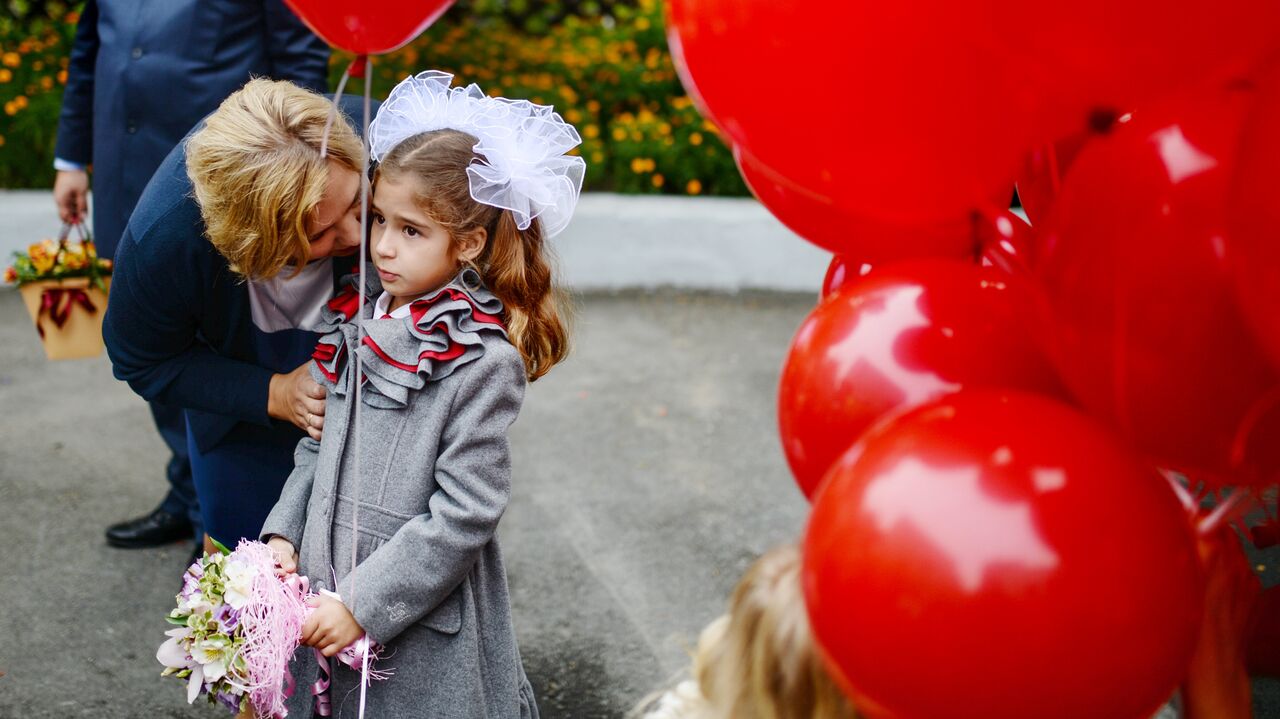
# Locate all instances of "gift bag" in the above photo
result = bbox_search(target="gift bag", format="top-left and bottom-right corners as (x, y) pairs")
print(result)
(5, 222), (112, 360)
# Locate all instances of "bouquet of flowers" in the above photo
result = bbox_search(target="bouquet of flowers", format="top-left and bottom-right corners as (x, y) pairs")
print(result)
(3, 232), (112, 289)
(158, 540), (388, 718)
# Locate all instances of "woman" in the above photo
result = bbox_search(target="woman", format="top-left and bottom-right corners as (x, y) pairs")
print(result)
(104, 78), (376, 550)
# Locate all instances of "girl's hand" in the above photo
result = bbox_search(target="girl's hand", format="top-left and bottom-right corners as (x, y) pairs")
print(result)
(266, 536), (298, 575)
(302, 594), (365, 657)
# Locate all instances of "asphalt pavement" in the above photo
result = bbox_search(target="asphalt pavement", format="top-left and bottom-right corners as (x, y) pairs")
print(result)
(2, 283), (1278, 718)
(0, 287), (814, 718)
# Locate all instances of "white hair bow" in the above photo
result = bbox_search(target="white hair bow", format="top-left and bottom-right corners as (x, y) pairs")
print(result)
(368, 71), (586, 238)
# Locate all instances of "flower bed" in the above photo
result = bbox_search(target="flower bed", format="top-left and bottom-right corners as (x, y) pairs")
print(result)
(1, 0), (748, 196)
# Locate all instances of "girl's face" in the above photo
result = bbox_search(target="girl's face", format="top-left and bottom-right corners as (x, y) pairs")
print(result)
(371, 176), (480, 310)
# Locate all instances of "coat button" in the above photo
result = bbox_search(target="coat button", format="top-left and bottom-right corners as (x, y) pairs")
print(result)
(126, 122), (137, 134)
(131, 47), (143, 59)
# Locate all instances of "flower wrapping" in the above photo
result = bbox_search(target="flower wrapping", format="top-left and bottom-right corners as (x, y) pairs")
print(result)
(157, 540), (389, 718)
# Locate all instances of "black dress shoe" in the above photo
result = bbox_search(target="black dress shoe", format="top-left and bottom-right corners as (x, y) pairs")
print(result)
(105, 508), (194, 548)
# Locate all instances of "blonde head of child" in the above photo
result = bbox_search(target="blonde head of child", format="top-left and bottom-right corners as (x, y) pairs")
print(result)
(367, 72), (583, 381)
(645, 545), (858, 719)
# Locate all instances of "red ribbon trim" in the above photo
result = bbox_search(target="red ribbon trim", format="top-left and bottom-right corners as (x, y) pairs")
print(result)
(361, 334), (467, 372)
(408, 288), (505, 328)
(36, 287), (96, 339)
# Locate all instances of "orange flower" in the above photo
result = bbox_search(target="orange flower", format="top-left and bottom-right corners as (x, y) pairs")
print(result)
(3, 266), (17, 284)
(28, 241), (56, 274)
(686, 179), (703, 195)
(2, 52), (19, 68)
(13, 95), (28, 110)
(0, 69), (11, 83)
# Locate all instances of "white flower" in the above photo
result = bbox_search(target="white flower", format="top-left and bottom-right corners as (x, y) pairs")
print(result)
(190, 636), (231, 682)
(178, 591), (212, 615)
(187, 663), (205, 704)
(156, 627), (193, 670)
(222, 558), (255, 610)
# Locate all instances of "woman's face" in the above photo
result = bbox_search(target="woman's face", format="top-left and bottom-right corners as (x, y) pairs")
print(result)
(304, 161), (363, 260)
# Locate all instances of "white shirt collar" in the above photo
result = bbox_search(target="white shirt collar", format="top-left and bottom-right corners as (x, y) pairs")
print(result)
(374, 290), (426, 320)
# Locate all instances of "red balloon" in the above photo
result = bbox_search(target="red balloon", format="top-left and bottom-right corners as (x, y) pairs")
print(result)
(778, 260), (1061, 499)
(1230, 60), (1280, 372)
(997, 2), (1280, 139)
(975, 208), (1035, 273)
(804, 390), (1203, 719)
(735, 145), (995, 262)
(820, 256), (873, 300)
(1016, 134), (1089, 227)
(283, 0), (454, 55)
(668, 1), (1034, 228)
(1036, 79), (1280, 487)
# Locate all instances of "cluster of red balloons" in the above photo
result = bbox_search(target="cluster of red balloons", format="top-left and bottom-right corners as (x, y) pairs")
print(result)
(668, 2), (1280, 717)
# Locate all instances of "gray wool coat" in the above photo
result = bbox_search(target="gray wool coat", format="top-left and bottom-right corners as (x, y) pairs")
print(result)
(261, 271), (539, 719)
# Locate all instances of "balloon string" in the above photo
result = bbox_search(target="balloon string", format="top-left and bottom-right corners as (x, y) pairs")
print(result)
(321, 59), (356, 159)
(352, 52), (374, 719)
(1160, 470), (1198, 516)
(1198, 490), (1254, 537)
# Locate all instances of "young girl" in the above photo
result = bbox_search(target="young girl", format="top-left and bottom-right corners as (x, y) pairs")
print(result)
(639, 544), (859, 719)
(261, 71), (583, 718)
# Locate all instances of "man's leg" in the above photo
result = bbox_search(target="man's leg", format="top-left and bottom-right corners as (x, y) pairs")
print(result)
(104, 401), (200, 547)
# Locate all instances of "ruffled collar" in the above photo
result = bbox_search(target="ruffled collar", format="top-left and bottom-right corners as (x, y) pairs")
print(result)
(310, 268), (508, 408)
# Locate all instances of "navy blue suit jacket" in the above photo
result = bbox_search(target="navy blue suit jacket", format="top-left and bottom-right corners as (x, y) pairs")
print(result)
(54, 0), (330, 258)
(103, 94), (377, 454)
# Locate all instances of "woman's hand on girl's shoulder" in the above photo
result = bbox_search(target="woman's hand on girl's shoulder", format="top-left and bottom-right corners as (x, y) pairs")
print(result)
(268, 361), (327, 440)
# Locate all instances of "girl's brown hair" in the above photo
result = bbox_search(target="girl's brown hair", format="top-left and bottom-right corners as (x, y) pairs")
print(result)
(374, 129), (569, 381)
(186, 78), (364, 280)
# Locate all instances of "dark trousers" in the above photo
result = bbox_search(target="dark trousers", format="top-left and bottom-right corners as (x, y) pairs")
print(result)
(188, 418), (302, 548)
(151, 400), (202, 538)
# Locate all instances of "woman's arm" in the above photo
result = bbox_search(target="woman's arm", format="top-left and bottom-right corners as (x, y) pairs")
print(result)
(104, 216), (276, 424)
(103, 207), (324, 433)
(337, 346), (527, 644)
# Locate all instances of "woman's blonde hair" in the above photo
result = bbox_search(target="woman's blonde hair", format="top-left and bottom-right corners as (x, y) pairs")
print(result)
(373, 129), (570, 381)
(186, 78), (364, 280)
(642, 545), (858, 719)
